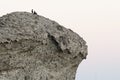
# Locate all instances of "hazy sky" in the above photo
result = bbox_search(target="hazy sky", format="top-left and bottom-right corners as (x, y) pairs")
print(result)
(0, 0), (120, 80)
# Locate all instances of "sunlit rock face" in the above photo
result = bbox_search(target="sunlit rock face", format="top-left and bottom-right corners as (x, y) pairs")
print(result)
(0, 12), (87, 80)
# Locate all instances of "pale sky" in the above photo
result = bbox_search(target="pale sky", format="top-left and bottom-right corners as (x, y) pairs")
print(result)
(0, 0), (120, 80)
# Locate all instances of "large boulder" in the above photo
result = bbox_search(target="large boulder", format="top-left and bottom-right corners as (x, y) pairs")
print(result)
(0, 12), (87, 80)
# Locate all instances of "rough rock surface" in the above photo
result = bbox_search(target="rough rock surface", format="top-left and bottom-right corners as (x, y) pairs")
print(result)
(0, 12), (87, 80)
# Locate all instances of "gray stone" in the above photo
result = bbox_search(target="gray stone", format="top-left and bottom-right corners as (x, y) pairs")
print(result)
(0, 12), (87, 80)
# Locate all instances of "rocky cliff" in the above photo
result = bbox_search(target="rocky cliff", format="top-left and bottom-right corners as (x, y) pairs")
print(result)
(0, 12), (87, 80)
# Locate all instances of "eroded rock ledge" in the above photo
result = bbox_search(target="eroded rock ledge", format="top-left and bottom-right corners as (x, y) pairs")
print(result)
(0, 12), (87, 80)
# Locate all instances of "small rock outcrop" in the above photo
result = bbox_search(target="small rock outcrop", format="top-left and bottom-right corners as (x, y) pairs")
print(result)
(0, 12), (87, 80)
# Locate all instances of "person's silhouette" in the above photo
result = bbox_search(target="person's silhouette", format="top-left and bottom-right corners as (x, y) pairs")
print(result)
(33, 11), (37, 15)
(31, 9), (34, 13)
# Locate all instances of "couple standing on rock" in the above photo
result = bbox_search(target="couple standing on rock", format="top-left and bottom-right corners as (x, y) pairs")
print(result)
(31, 9), (37, 15)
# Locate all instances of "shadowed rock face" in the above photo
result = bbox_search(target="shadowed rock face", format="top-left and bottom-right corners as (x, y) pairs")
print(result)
(0, 12), (87, 80)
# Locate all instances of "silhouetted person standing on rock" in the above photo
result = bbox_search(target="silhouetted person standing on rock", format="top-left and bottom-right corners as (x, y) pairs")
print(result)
(33, 11), (37, 15)
(31, 9), (34, 13)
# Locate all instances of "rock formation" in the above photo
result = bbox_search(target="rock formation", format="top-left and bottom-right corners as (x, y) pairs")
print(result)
(0, 12), (87, 80)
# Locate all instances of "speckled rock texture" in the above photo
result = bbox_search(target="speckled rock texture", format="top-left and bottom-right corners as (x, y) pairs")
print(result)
(0, 12), (87, 80)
